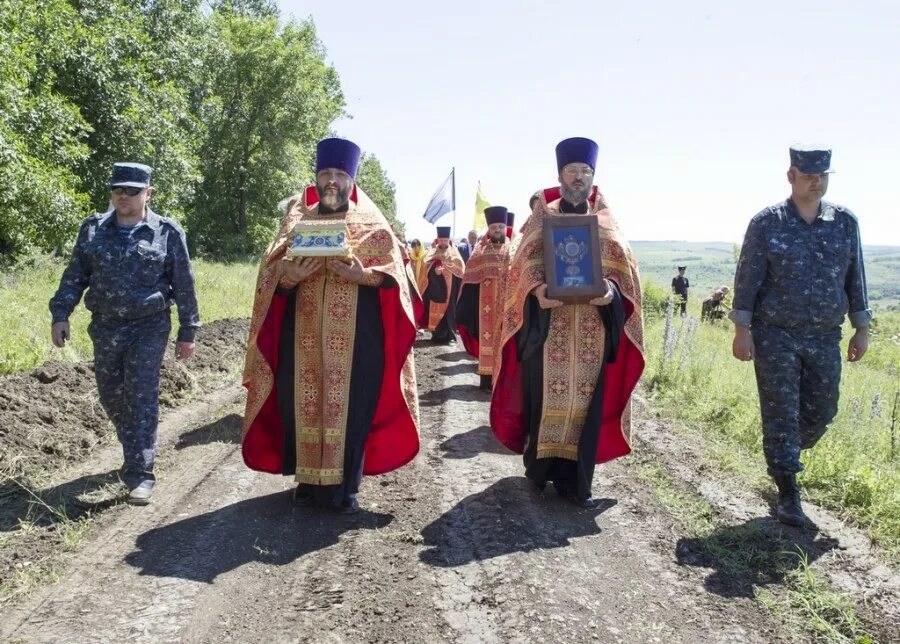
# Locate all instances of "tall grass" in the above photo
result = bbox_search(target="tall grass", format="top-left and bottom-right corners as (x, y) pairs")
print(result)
(634, 456), (877, 643)
(643, 284), (900, 559)
(0, 254), (258, 375)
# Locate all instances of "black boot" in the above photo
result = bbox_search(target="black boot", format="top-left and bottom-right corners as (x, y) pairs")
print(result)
(773, 474), (807, 526)
(333, 495), (359, 515)
(292, 484), (314, 507)
(571, 495), (601, 509)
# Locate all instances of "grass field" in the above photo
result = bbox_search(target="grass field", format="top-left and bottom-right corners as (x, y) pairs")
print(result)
(0, 255), (258, 375)
(632, 241), (900, 311)
(641, 287), (900, 560)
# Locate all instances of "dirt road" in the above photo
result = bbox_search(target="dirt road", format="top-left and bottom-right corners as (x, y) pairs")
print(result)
(1, 337), (896, 643)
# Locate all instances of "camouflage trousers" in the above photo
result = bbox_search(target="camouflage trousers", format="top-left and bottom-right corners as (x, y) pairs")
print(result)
(751, 324), (842, 477)
(89, 312), (170, 487)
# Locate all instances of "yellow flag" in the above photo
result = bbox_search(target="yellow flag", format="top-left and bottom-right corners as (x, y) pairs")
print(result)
(473, 181), (490, 231)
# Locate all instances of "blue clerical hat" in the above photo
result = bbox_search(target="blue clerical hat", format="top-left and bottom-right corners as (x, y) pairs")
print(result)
(556, 137), (598, 171)
(436, 226), (451, 239)
(789, 145), (833, 174)
(316, 138), (362, 178)
(108, 162), (152, 188)
(506, 211), (515, 227)
(484, 206), (508, 225)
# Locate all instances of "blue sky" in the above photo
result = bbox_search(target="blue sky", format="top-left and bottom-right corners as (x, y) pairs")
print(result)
(280, 1), (899, 245)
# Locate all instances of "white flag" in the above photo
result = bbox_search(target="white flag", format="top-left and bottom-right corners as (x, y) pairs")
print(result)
(422, 169), (455, 223)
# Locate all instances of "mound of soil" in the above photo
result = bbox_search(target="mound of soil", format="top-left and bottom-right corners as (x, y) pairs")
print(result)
(0, 319), (249, 483)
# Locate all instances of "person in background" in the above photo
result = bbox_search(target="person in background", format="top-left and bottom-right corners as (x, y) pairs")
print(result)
(457, 206), (512, 390)
(671, 266), (689, 317)
(701, 286), (730, 322)
(457, 229), (478, 263)
(418, 225), (466, 344)
(409, 238), (426, 285)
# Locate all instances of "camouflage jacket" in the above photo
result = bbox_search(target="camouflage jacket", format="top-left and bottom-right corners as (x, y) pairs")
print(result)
(730, 199), (872, 331)
(49, 209), (200, 342)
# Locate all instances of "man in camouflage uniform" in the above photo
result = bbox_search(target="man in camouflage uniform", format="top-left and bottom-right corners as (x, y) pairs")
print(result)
(731, 146), (871, 526)
(50, 163), (200, 505)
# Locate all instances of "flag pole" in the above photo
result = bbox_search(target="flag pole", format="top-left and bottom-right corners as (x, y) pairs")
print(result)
(451, 166), (457, 240)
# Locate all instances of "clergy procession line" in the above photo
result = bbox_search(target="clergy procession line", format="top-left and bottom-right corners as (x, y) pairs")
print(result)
(49, 136), (871, 531)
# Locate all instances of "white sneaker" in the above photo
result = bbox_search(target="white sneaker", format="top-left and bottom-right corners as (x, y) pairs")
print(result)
(128, 480), (155, 505)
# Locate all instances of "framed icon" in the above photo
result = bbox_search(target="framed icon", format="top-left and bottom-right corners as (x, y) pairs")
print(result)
(542, 215), (606, 303)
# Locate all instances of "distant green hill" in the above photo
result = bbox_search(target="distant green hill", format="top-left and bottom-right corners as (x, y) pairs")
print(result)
(631, 241), (900, 310)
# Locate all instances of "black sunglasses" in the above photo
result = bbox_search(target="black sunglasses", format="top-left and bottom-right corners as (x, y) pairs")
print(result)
(112, 186), (145, 197)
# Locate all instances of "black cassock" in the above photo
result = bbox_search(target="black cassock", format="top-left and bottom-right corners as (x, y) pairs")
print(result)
(516, 196), (627, 501)
(273, 282), (389, 510)
(517, 289), (625, 500)
(422, 264), (461, 344)
(456, 282), (479, 340)
(456, 281), (492, 388)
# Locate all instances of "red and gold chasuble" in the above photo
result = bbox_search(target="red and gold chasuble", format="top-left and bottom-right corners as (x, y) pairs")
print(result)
(490, 186), (645, 464)
(241, 185), (420, 483)
(458, 239), (509, 376)
(416, 246), (465, 331)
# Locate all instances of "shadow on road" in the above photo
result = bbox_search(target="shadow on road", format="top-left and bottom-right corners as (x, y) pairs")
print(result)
(124, 491), (393, 583)
(433, 350), (472, 363)
(439, 425), (512, 460)
(675, 517), (839, 598)
(0, 469), (123, 531)
(435, 363), (478, 377)
(419, 476), (615, 567)
(418, 383), (485, 407)
(175, 413), (242, 450)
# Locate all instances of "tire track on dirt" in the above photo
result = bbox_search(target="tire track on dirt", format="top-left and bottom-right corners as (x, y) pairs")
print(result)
(1, 394), (259, 642)
(409, 347), (777, 644)
(3, 340), (792, 643)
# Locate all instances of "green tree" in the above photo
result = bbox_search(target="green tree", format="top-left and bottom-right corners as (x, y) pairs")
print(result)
(190, 11), (344, 256)
(1, 1), (404, 264)
(0, 0), (214, 260)
(211, 0), (277, 17)
(356, 152), (402, 236)
(0, 0), (90, 257)
(54, 0), (209, 224)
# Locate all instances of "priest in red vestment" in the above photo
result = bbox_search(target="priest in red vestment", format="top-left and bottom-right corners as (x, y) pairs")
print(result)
(417, 226), (466, 344)
(241, 138), (419, 513)
(490, 137), (645, 508)
(457, 206), (512, 390)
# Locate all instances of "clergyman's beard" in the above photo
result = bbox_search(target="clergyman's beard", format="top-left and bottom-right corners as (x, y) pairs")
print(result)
(490, 232), (505, 244)
(317, 185), (351, 211)
(560, 183), (591, 206)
